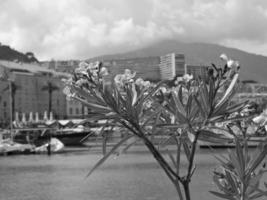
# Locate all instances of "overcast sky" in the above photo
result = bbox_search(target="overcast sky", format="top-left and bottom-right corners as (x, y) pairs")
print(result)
(0, 0), (267, 60)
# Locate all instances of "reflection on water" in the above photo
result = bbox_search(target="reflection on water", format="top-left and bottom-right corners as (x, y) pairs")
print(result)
(0, 147), (265, 200)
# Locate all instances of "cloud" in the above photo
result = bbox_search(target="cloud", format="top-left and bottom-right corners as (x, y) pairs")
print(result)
(0, 0), (267, 60)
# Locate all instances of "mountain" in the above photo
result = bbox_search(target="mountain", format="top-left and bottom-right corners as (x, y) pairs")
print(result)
(0, 44), (38, 63)
(91, 40), (267, 83)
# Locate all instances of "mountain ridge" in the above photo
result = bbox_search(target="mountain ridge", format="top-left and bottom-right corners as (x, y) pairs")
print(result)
(89, 40), (267, 83)
(0, 43), (38, 63)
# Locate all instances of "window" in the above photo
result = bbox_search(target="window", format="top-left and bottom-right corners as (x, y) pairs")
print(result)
(3, 101), (7, 107)
(76, 108), (79, 115)
(69, 108), (73, 115)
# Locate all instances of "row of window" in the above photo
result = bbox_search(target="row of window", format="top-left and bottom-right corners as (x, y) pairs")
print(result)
(69, 107), (81, 115)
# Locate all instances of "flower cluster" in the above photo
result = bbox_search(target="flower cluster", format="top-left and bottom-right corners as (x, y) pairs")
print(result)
(135, 77), (151, 90)
(220, 54), (240, 69)
(253, 109), (267, 125)
(114, 69), (152, 90)
(75, 61), (108, 78)
(114, 69), (136, 88)
(62, 61), (108, 101)
(174, 74), (193, 85)
(220, 53), (240, 79)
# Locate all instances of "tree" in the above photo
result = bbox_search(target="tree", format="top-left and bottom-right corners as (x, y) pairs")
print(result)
(3, 81), (20, 122)
(42, 81), (59, 115)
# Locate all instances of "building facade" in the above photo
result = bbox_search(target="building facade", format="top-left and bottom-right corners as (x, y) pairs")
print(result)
(101, 57), (161, 82)
(159, 53), (185, 80)
(0, 61), (68, 127)
(66, 99), (88, 118)
(185, 65), (209, 80)
(41, 60), (80, 73)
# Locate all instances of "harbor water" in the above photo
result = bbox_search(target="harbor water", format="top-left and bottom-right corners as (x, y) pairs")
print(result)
(0, 146), (266, 200)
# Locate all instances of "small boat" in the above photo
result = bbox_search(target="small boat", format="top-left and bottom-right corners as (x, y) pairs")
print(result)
(35, 138), (64, 153)
(51, 126), (94, 146)
(0, 139), (35, 155)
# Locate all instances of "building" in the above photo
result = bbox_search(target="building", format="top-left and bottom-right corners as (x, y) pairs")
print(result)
(159, 53), (185, 80)
(100, 57), (161, 82)
(66, 99), (88, 118)
(185, 65), (209, 80)
(41, 60), (80, 73)
(234, 83), (267, 103)
(0, 60), (69, 127)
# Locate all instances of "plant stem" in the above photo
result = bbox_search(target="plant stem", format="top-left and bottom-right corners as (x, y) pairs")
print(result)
(186, 131), (200, 181)
(183, 182), (191, 200)
(174, 180), (184, 200)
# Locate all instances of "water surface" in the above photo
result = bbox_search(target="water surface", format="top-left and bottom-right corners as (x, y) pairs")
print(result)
(0, 146), (265, 200)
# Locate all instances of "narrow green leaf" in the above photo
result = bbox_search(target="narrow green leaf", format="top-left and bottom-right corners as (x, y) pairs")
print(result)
(248, 145), (267, 175)
(183, 142), (191, 161)
(235, 138), (245, 176)
(171, 91), (187, 116)
(215, 73), (239, 110)
(209, 191), (235, 200)
(86, 135), (133, 178)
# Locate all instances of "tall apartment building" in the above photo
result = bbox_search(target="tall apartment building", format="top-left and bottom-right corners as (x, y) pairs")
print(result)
(0, 61), (68, 127)
(159, 53), (185, 80)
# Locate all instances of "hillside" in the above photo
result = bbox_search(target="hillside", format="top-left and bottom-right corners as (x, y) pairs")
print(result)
(0, 44), (38, 63)
(91, 40), (267, 83)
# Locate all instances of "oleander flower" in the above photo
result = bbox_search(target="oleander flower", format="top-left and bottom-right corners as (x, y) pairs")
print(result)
(174, 74), (193, 85)
(100, 67), (108, 76)
(220, 53), (228, 61)
(62, 77), (73, 85)
(135, 78), (151, 89)
(114, 69), (136, 87)
(75, 61), (89, 75)
(253, 109), (267, 124)
(227, 59), (239, 68)
(75, 79), (88, 87)
(183, 74), (193, 82)
(63, 86), (76, 100)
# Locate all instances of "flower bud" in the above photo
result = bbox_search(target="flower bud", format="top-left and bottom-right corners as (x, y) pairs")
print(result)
(220, 54), (228, 61)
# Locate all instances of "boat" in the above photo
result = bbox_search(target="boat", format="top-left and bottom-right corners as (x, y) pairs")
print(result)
(35, 138), (64, 153)
(0, 139), (35, 155)
(49, 126), (95, 146)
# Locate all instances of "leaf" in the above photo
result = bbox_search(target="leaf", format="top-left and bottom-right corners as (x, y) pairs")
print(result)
(194, 95), (207, 119)
(225, 170), (238, 195)
(138, 81), (164, 106)
(208, 78), (215, 108)
(199, 83), (210, 115)
(165, 149), (176, 169)
(157, 135), (176, 149)
(171, 91), (186, 115)
(77, 97), (111, 113)
(215, 73), (239, 110)
(228, 150), (242, 177)
(198, 130), (233, 144)
(209, 191), (235, 200)
(213, 175), (234, 196)
(182, 142), (191, 161)
(247, 144), (267, 175)
(86, 135), (133, 178)
(117, 136), (140, 155)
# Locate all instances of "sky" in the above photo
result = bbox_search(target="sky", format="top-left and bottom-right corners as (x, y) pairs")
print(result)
(0, 0), (267, 61)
